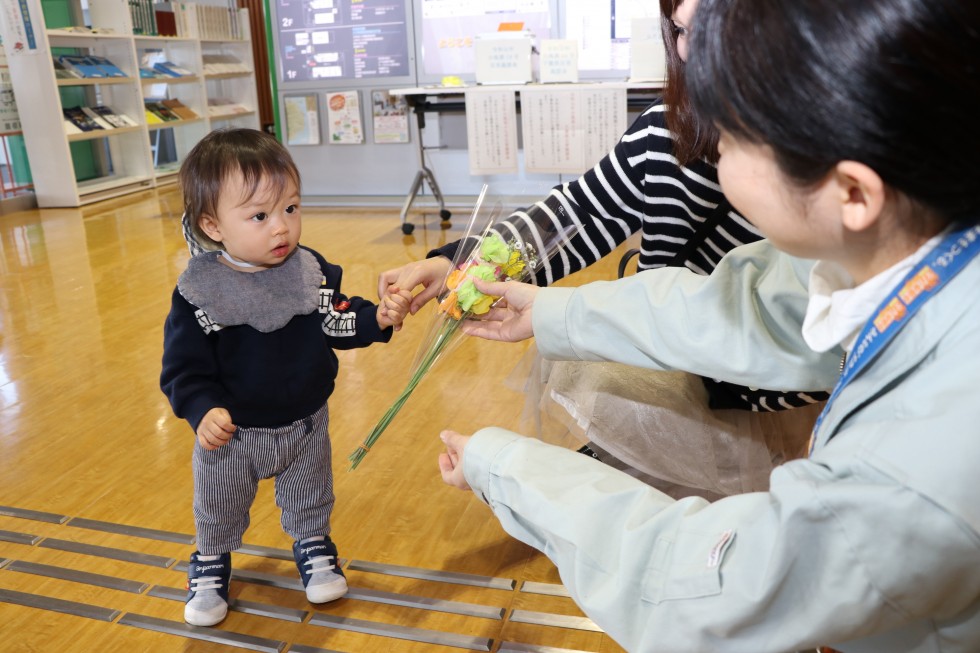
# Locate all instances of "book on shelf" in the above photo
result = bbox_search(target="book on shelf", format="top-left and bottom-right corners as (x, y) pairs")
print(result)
(146, 101), (181, 122)
(63, 119), (83, 135)
(153, 61), (194, 77)
(161, 99), (199, 120)
(173, 2), (243, 39)
(207, 97), (249, 116)
(59, 55), (127, 78)
(87, 106), (140, 128)
(201, 53), (249, 75)
(140, 49), (167, 79)
(86, 55), (127, 77)
(81, 107), (116, 130)
(155, 0), (177, 36)
(129, 0), (158, 35)
(63, 106), (104, 131)
(144, 108), (165, 124)
(53, 59), (81, 79)
(55, 26), (117, 35)
(62, 105), (138, 132)
(59, 55), (107, 78)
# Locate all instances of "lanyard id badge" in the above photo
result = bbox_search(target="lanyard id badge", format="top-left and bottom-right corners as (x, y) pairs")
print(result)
(808, 222), (980, 456)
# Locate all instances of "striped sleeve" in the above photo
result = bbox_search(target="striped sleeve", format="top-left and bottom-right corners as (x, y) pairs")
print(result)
(429, 102), (661, 285)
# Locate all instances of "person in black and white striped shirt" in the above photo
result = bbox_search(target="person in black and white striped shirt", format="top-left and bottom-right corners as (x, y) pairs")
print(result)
(379, 0), (828, 497)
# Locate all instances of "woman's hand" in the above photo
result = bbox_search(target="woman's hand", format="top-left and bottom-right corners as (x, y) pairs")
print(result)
(461, 279), (539, 343)
(438, 430), (472, 490)
(378, 257), (453, 316)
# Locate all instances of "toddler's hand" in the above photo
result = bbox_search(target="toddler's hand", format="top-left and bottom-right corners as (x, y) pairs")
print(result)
(377, 286), (413, 330)
(378, 257), (452, 315)
(197, 407), (236, 450)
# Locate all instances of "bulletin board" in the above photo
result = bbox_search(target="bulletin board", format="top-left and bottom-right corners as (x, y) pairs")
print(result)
(275, 0), (414, 83)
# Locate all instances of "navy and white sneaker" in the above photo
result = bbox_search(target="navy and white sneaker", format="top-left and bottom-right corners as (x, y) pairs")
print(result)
(184, 551), (231, 626)
(293, 536), (348, 603)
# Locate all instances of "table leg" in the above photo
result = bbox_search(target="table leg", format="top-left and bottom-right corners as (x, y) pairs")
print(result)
(400, 96), (452, 235)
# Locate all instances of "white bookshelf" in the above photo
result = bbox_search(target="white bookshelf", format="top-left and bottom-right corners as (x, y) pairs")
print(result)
(0, 0), (260, 207)
(201, 37), (259, 129)
(136, 35), (206, 186)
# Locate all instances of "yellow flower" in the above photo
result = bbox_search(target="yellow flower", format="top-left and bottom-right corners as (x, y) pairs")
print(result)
(502, 250), (526, 278)
(470, 293), (496, 315)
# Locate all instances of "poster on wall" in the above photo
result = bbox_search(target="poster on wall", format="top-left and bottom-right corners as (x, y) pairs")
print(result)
(0, 40), (21, 132)
(370, 90), (409, 144)
(0, 0), (40, 56)
(464, 87), (518, 175)
(284, 94), (320, 145)
(519, 87), (627, 174)
(0, 71), (20, 132)
(326, 90), (363, 144)
(277, 0), (411, 83)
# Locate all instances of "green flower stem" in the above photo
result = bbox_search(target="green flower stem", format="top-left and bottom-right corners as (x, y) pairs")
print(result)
(348, 315), (464, 470)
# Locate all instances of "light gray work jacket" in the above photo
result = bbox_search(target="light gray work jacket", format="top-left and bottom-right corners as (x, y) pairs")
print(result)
(464, 240), (980, 652)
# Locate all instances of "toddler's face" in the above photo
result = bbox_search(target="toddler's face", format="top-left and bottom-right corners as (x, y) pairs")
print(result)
(200, 171), (302, 270)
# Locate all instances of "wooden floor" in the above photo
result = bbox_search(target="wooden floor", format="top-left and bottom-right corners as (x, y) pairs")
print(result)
(0, 186), (635, 652)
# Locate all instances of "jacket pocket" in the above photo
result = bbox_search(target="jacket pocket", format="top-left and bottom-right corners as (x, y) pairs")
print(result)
(642, 528), (734, 604)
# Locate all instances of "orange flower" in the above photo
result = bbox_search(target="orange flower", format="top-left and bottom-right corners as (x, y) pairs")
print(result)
(438, 292), (462, 320)
(446, 269), (466, 290)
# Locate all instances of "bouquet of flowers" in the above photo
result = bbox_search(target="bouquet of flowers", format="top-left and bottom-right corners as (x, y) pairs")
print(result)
(348, 185), (580, 469)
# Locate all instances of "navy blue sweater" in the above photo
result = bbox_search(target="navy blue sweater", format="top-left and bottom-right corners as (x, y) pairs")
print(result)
(161, 246), (391, 430)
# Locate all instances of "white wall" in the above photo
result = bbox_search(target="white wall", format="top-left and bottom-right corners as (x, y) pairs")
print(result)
(293, 110), (564, 206)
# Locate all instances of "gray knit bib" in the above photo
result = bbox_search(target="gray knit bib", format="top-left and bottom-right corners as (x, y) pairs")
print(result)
(177, 248), (323, 333)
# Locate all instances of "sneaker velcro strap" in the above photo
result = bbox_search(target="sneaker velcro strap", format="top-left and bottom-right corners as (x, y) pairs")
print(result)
(304, 556), (336, 574)
(189, 576), (224, 592)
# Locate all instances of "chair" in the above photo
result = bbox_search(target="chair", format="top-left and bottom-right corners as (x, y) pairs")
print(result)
(617, 248), (642, 278)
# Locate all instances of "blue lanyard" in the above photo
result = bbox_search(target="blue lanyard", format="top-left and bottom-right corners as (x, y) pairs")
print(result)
(809, 222), (980, 455)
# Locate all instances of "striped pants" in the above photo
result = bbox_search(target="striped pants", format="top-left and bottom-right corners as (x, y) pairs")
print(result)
(192, 402), (333, 555)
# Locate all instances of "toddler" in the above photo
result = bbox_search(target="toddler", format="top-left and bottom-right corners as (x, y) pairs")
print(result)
(161, 128), (410, 626)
